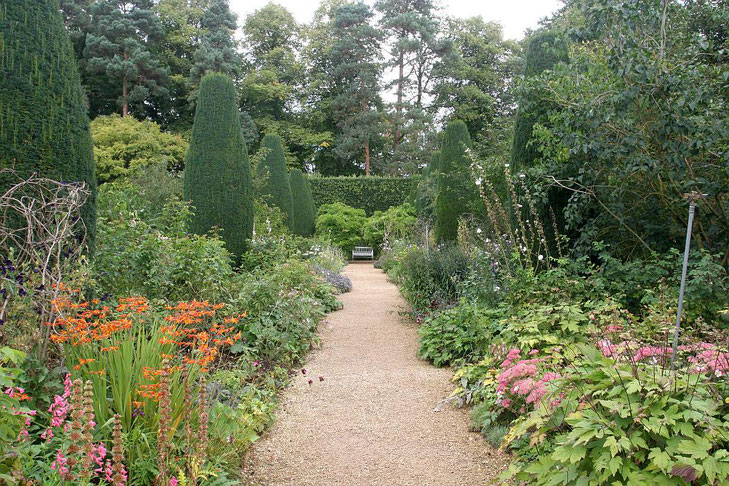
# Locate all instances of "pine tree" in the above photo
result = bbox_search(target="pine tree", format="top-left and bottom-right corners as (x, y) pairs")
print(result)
(511, 30), (568, 172)
(255, 134), (294, 230)
(0, 0), (97, 248)
(375, 0), (447, 169)
(435, 121), (476, 242)
(183, 73), (253, 258)
(289, 169), (316, 236)
(189, 0), (240, 88)
(329, 3), (383, 175)
(84, 0), (169, 117)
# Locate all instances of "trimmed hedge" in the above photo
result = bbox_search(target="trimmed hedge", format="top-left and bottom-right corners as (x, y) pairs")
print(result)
(1, 0), (97, 249)
(183, 73), (253, 259)
(309, 176), (413, 216)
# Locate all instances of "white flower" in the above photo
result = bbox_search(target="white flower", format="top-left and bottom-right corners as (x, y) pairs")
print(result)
(475, 177), (483, 186)
(476, 228), (482, 234)
(517, 204), (523, 208)
(519, 173), (526, 179)
(504, 163), (510, 168)
(538, 254), (544, 261)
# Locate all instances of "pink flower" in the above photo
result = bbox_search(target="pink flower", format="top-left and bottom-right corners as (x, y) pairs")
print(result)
(632, 346), (670, 363)
(51, 449), (69, 477)
(597, 339), (617, 357)
(170, 477), (179, 486)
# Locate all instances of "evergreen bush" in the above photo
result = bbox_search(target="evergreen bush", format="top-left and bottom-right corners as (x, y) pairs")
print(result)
(183, 73), (253, 259)
(256, 134), (294, 230)
(290, 169), (316, 236)
(435, 120), (477, 242)
(0, 0), (97, 248)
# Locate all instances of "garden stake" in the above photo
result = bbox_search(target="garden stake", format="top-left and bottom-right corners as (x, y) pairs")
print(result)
(670, 192), (706, 370)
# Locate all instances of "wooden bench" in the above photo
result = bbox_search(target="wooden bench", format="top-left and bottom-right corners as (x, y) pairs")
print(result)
(351, 246), (374, 260)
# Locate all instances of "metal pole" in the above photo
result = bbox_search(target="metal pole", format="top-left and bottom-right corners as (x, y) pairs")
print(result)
(670, 197), (698, 370)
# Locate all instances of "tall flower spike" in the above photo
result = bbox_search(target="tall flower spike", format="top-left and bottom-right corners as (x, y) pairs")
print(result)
(111, 413), (127, 485)
(182, 366), (196, 483)
(196, 373), (209, 467)
(80, 380), (95, 478)
(65, 378), (84, 480)
(157, 360), (171, 485)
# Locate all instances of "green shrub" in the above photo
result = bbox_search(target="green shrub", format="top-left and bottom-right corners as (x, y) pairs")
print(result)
(256, 134), (294, 230)
(91, 114), (188, 183)
(254, 199), (288, 237)
(364, 203), (417, 253)
(505, 345), (729, 485)
(315, 203), (367, 254)
(309, 176), (412, 215)
(435, 120), (478, 242)
(94, 183), (235, 302)
(0, 0), (97, 248)
(395, 244), (471, 312)
(418, 302), (496, 367)
(290, 169), (316, 236)
(183, 72), (253, 260)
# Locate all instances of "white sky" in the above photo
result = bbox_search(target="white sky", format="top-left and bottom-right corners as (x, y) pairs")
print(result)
(230, 0), (564, 40)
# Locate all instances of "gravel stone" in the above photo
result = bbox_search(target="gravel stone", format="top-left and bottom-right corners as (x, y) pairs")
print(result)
(244, 263), (509, 485)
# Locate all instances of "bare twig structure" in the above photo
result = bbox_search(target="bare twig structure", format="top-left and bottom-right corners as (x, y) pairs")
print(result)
(0, 170), (90, 359)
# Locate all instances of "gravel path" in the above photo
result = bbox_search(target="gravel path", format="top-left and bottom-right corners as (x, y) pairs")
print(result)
(244, 263), (509, 485)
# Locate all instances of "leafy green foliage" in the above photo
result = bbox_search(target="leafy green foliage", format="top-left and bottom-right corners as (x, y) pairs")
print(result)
(364, 203), (416, 252)
(91, 114), (188, 182)
(309, 176), (413, 215)
(290, 169), (316, 237)
(505, 346), (729, 485)
(94, 182), (235, 302)
(433, 17), (519, 150)
(510, 29), (568, 173)
(256, 134), (294, 230)
(0, 0), (97, 249)
(418, 303), (495, 367)
(315, 203), (367, 254)
(435, 120), (478, 242)
(183, 73), (254, 259)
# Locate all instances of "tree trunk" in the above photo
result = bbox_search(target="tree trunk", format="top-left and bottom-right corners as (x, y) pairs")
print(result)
(122, 49), (128, 117)
(364, 139), (371, 176)
(361, 78), (371, 176)
(393, 50), (404, 154)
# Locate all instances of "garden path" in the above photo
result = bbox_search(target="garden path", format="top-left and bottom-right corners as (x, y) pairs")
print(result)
(244, 263), (508, 485)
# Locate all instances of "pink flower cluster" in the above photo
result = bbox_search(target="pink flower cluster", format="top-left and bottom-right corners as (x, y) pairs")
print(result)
(43, 373), (72, 440)
(496, 349), (561, 410)
(689, 348), (729, 376)
(596, 334), (729, 377)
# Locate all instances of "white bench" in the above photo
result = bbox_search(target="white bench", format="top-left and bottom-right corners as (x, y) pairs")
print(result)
(351, 246), (374, 260)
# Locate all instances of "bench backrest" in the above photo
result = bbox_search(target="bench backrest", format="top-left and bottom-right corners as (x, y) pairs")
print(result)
(352, 246), (374, 259)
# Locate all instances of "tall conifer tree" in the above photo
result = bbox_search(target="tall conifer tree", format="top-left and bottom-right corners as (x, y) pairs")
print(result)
(289, 169), (316, 236)
(329, 3), (383, 175)
(1, 0), (97, 248)
(435, 120), (476, 242)
(510, 30), (568, 172)
(189, 0), (240, 87)
(183, 73), (253, 258)
(256, 134), (294, 230)
(84, 0), (169, 117)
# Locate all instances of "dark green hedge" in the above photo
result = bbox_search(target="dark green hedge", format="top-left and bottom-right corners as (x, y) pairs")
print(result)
(309, 176), (413, 215)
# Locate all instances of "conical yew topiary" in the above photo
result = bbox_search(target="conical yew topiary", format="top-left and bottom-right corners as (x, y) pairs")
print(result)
(289, 169), (316, 237)
(0, 0), (97, 248)
(183, 72), (253, 259)
(435, 120), (477, 242)
(256, 134), (294, 230)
